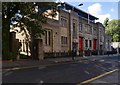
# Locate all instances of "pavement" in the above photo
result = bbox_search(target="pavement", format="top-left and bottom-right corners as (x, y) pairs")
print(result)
(0, 55), (118, 85)
(1, 54), (119, 71)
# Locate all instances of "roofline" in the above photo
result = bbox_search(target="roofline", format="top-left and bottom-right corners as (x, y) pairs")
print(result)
(64, 2), (98, 20)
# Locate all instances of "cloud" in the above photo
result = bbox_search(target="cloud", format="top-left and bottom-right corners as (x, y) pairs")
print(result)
(88, 3), (111, 23)
(96, 14), (111, 23)
(110, 8), (114, 12)
(88, 3), (102, 15)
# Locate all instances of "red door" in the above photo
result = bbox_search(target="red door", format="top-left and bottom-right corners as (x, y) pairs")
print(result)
(93, 39), (97, 50)
(79, 37), (83, 50)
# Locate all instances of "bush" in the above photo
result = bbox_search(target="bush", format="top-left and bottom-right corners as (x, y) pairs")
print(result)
(20, 54), (29, 59)
(91, 50), (98, 55)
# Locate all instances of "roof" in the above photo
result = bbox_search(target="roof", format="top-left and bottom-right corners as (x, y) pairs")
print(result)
(62, 2), (98, 20)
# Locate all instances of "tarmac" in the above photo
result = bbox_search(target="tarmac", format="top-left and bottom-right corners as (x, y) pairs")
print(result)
(91, 69), (119, 84)
(1, 54), (118, 71)
(1, 54), (120, 84)
(2, 56), (84, 71)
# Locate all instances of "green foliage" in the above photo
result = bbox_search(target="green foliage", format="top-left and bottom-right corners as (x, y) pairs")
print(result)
(2, 2), (58, 60)
(104, 17), (109, 28)
(105, 19), (120, 42)
(113, 34), (119, 42)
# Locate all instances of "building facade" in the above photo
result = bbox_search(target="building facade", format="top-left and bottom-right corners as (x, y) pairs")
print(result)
(105, 34), (112, 52)
(38, 2), (107, 58)
(12, 2), (111, 59)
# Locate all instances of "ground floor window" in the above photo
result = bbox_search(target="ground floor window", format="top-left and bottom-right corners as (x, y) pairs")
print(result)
(85, 40), (88, 48)
(45, 30), (52, 46)
(61, 36), (67, 45)
(89, 40), (92, 48)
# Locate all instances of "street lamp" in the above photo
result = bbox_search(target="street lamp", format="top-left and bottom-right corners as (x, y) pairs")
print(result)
(78, 3), (84, 57)
(78, 3), (83, 6)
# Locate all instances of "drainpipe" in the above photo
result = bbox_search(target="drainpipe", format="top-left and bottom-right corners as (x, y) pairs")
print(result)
(68, 10), (72, 51)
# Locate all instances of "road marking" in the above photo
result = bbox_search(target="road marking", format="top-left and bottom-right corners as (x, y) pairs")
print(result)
(100, 67), (107, 70)
(4, 71), (13, 76)
(38, 66), (46, 70)
(99, 59), (104, 62)
(91, 80), (109, 83)
(39, 80), (44, 83)
(77, 69), (118, 85)
(84, 71), (90, 74)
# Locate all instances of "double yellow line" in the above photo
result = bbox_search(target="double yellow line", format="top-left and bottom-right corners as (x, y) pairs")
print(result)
(77, 69), (118, 85)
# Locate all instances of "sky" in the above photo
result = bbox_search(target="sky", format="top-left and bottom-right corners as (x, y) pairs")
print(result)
(66, 1), (118, 24)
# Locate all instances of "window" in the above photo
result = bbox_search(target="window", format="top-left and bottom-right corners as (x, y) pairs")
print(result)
(85, 40), (88, 48)
(61, 36), (64, 44)
(100, 30), (102, 42)
(73, 22), (77, 38)
(85, 24), (92, 34)
(85, 24), (88, 33)
(48, 31), (51, 45)
(87, 25), (92, 34)
(93, 28), (97, 35)
(61, 36), (67, 45)
(45, 31), (47, 45)
(45, 30), (51, 46)
(61, 17), (67, 27)
(89, 26), (92, 34)
(65, 37), (67, 44)
(79, 23), (82, 32)
(89, 40), (92, 48)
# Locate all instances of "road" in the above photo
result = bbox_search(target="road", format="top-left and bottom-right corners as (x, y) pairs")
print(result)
(2, 55), (120, 84)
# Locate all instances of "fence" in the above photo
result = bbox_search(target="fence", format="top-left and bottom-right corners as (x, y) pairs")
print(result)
(44, 50), (84, 59)
(44, 51), (72, 59)
(44, 50), (117, 58)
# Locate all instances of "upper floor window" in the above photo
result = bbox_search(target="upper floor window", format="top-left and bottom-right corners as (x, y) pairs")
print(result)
(73, 22), (77, 38)
(85, 24), (92, 34)
(61, 17), (67, 27)
(93, 28), (97, 35)
(79, 23), (82, 32)
(89, 26), (92, 34)
(100, 30), (103, 42)
(85, 24), (88, 33)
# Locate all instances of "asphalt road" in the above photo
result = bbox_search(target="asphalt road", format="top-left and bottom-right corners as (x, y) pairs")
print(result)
(2, 55), (120, 84)
(91, 70), (119, 83)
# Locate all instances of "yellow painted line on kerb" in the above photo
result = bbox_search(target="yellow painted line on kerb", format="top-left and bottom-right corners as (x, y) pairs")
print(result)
(77, 69), (118, 85)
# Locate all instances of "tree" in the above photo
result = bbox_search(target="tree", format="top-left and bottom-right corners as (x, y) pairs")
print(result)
(104, 17), (109, 28)
(105, 19), (120, 42)
(2, 2), (58, 60)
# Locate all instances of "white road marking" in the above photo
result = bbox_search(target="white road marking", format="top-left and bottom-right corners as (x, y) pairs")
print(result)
(91, 80), (109, 83)
(38, 66), (46, 70)
(39, 80), (44, 83)
(85, 71), (90, 74)
(99, 60), (104, 62)
(11, 67), (20, 70)
(4, 71), (13, 76)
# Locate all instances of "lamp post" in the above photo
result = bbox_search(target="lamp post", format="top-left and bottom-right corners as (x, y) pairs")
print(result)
(78, 3), (84, 57)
